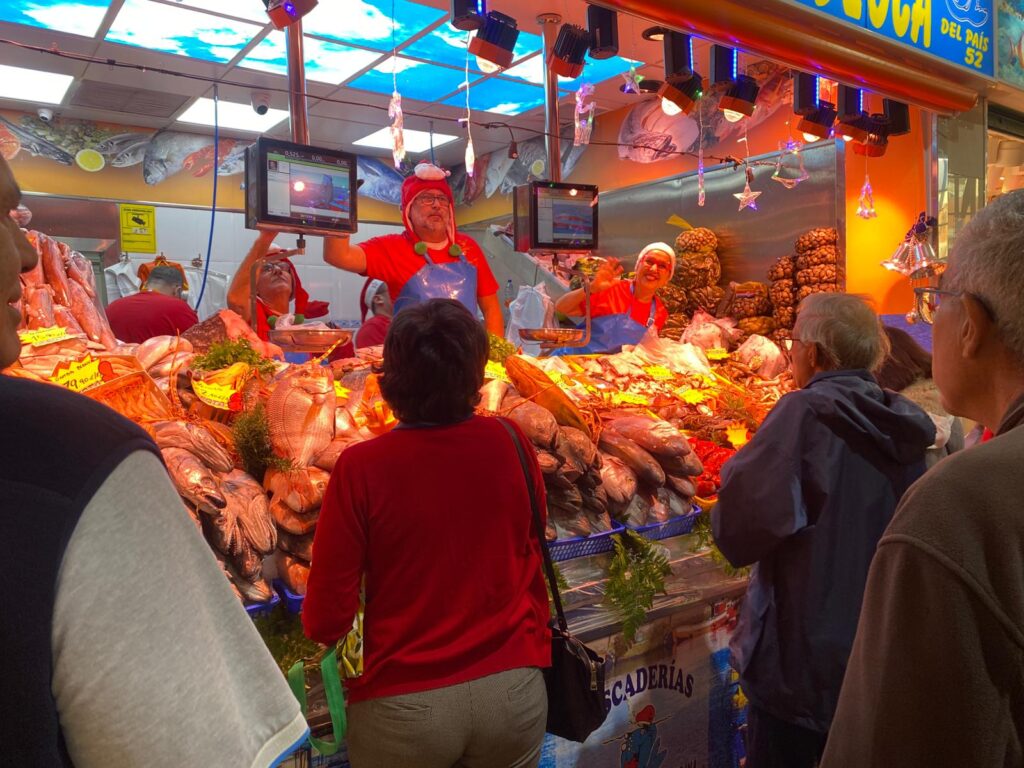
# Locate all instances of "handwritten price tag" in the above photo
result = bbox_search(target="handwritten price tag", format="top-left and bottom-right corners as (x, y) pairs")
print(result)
(51, 354), (110, 393)
(334, 382), (351, 401)
(18, 325), (74, 348)
(676, 387), (708, 405)
(485, 360), (511, 384)
(192, 379), (242, 411)
(643, 365), (674, 381)
(706, 348), (730, 361)
(611, 391), (649, 406)
(726, 423), (750, 449)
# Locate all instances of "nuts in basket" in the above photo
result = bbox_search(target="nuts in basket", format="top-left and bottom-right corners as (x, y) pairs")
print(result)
(738, 316), (776, 336)
(769, 279), (796, 308)
(767, 255), (796, 282)
(796, 282), (841, 302)
(796, 246), (839, 270)
(796, 264), (840, 285)
(795, 227), (838, 254)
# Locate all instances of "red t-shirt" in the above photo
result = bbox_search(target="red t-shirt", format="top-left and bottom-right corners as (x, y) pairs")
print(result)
(355, 314), (390, 349)
(589, 280), (669, 330)
(303, 415), (551, 703)
(106, 291), (199, 344)
(361, 233), (499, 304)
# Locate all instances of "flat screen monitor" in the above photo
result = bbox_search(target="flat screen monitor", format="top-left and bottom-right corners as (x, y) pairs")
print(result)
(513, 182), (598, 252)
(245, 137), (358, 236)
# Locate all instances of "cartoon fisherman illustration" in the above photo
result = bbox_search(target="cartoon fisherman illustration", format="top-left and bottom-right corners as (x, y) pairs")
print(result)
(615, 704), (668, 768)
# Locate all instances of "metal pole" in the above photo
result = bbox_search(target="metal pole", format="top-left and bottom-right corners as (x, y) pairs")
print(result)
(538, 13), (561, 183)
(286, 20), (310, 144)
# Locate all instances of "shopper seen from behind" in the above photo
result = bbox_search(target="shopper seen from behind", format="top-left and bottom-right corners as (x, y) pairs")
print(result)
(105, 264), (198, 343)
(304, 298), (551, 768)
(823, 190), (1024, 767)
(711, 292), (935, 768)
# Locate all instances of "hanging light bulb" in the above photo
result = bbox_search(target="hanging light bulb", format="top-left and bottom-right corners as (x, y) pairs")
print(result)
(475, 55), (501, 73)
(661, 97), (683, 116)
(723, 109), (745, 122)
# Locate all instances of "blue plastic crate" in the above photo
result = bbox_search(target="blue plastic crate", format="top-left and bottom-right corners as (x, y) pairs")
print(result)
(244, 591), (281, 618)
(274, 580), (306, 614)
(548, 521), (626, 562)
(626, 505), (703, 541)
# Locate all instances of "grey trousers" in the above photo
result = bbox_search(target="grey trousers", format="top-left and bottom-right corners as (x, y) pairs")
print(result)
(346, 666), (548, 768)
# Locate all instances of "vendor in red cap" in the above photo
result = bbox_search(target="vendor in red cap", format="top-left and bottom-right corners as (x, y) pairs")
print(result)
(227, 230), (329, 340)
(323, 162), (503, 335)
(355, 277), (392, 349)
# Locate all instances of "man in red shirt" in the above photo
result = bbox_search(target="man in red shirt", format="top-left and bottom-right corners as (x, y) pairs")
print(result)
(322, 162), (503, 336)
(553, 241), (673, 354)
(106, 266), (198, 343)
(355, 277), (392, 350)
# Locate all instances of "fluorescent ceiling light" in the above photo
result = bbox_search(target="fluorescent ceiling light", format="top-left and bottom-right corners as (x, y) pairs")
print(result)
(177, 97), (289, 132)
(0, 64), (74, 105)
(354, 127), (458, 154)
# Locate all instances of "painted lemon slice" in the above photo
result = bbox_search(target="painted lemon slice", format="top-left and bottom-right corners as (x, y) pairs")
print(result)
(75, 149), (105, 172)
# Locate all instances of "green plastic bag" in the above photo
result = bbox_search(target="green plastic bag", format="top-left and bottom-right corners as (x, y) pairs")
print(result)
(287, 646), (347, 756)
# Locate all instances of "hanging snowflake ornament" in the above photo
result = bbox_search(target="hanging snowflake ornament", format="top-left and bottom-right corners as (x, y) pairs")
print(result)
(574, 83), (596, 147)
(619, 62), (643, 94)
(697, 104), (706, 207)
(388, 90), (406, 170)
(771, 137), (808, 189)
(857, 174), (877, 219)
(734, 166), (761, 211)
(465, 134), (476, 177)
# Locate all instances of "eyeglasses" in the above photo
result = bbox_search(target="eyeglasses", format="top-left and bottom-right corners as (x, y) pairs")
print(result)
(415, 193), (449, 208)
(261, 261), (290, 275)
(913, 286), (997, 325)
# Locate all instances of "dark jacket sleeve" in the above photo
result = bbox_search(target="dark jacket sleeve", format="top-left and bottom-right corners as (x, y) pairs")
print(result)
(711, 394), (820, 567)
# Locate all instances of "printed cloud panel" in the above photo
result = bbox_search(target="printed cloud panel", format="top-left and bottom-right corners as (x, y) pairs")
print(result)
(348, 57), (472, 102)
(8, 0), (110, 38)
(443, 78), (545, 115)
(302, 0), (445, 49)
(239, 32), (383, 84)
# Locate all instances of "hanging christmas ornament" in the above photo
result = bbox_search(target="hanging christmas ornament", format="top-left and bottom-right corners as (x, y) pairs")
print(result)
(734, 166), (761, 211)
(856, 174), (877, 219)
(388, 90), (406, 169)
(463, 31), (475, 177)
(771, 137), (808, 189)
(465, 134), (476, 176)
(697, 102), (706, 207)
(619, 62), (643, 94)
(574, 83), (596, 147)
(881, 213), (941, 277)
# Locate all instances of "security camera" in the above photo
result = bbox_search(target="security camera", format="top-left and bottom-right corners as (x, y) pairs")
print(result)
(251, 91), (272, 116)
(37, 108), (53, 123)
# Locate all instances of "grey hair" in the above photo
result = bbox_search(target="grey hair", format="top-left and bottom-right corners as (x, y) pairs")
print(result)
(947, 190), (1024, 362)
(795, 293), (889, 372)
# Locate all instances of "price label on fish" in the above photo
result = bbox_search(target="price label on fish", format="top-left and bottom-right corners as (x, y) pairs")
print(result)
(51, 354), (116, 393)
(333, 382), (351, 401)
(611, 391), (649, 406)
(18, 325), (75, 348)
(675, 387), (708, 405)
(484, 360), (511, 384)
(643, 365), (674, 381)
(192, 379), (242, 411)
(705, 348), (730, 361)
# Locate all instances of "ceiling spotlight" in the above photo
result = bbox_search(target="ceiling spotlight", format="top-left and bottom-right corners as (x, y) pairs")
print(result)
(587, 5), (618, 60)
(884, 99), (911, 136)
(549, 23), (590, 78)
(658, 73), (703, 116)
(709, 44), (737, 87)
(793, 71), (821, 116)
(663, 31), (694, 80)
(852, 113), (890, 157)
(720, 73), (759, 122)
(264, 0), (318, 29)
(798, 101), (837, 142)
(450, 0), (486, 31)
(836, 85), (868, 142)
(641, 26), (669, 42)
(468, 10), (520, 70)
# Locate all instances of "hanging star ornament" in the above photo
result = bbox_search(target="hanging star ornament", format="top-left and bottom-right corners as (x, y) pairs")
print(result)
(734, 167), (761, 211)
(574, 83), (596, 146)
(771, 137), (809, 189)
(619, 63), (643, 94)
(857, 174), (877, 219)
(388, 90), (406, 170)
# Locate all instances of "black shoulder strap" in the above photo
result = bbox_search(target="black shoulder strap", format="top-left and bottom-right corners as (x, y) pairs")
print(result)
(498, 417), (568, 631)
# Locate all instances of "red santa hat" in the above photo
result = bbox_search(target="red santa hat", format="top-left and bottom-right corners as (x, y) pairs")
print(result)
(359, 278), (387, 322)
(634, 705), (656, 725)
(267, 245), (328, 319)
(401, 162), (456, 244)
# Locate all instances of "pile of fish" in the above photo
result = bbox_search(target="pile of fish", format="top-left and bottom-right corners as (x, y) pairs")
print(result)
(18, 230), (117, 349)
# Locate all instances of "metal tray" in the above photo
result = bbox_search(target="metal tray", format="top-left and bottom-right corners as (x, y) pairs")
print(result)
(268, 328), (352, 353)
(518, 328), (584, 344)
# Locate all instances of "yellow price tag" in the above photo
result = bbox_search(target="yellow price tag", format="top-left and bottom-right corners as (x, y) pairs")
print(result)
(192, 379), (242, 411)
(484, 360), (511, 384)
(611, 391), (649, 406)
(18, 325), (74, 348)
(334, 382), (351, 401)
(676, 387), (707, 405)
(51, 354), (106, 392)
(643, 365), (674, 381)
(706, 347), (730, 361)
(726, 423), (750, 449)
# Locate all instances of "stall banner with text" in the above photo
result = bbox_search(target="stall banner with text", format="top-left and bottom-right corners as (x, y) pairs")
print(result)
(119, 204), (157, 253)
(998, 0), (1024, 86)
(539, 606), (745, 768)
(793, 0), (994, 76)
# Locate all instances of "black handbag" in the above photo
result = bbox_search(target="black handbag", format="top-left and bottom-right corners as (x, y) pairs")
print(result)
(499, 418), (609, 743)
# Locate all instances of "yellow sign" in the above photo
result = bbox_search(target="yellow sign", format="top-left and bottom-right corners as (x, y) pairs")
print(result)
(119, 204), (157, 253)
(334, 382), (351, 401)
(676, 387), (708, 405)
(611, 391), (649, 406)
(643, 365), (675, 381)
(726, 423), (750, 449)
(706, 348), (730, 361)
(18, 325), (74, 347)
(51, 354), (108, 392)
(485, 360), (511, 384)
(192, 379), (242, 411)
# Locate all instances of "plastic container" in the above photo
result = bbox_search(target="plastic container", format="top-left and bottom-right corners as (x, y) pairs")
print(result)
(548, 521), (626, 562)
(244, 590), (281, 618)
(627, 506), (703, 541)
(274, 580), (306, 615)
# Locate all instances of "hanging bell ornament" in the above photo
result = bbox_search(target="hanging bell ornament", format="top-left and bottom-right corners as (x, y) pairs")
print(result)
(771, 138), (809, 189)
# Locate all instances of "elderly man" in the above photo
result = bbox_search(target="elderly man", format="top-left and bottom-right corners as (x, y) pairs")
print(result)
(323, 162), (503, 335)
(0, 156), (306, 766)
(711, 293), (935, 768)
(822, 194), (1024, 766)
(105, 265), (198, 343)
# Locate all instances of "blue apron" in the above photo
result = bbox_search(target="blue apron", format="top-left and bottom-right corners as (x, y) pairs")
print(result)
(393, 243), (478, 317)
(552, 284), (657, 356)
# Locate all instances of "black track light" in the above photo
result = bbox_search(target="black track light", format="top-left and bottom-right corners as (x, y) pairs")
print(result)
(720, 74), (759, 122)
(663, 31), (693, 80)
(450, 0), (485, 31)
(587, 5), (618, 59)
(884, 99), (911, 136)
(549, 24), (590, 78)
(836, 85), (868, 142)
(659, 73), (703, 116)
(709, 45), (737, 87)
(468, 10), (519, 70)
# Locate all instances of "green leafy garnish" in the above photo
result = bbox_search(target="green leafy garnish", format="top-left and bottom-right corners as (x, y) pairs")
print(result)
(253, 608), (323, 675)
(488, 332), (516, 363)
(232, 403), (293, 481)
(605, 531), (671, 646)
(691, 513), (751, 579)
(191, 338), (277, 377)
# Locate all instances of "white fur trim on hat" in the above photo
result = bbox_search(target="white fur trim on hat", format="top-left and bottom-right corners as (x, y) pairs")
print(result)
(414, 162), (450, 181)
(636, 241), (676, 280)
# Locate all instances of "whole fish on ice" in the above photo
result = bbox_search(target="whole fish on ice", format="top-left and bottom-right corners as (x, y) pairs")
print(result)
(152, 421), (234, 473)
(266, 366), (336, 466)
(222, 469), (277, 555)
(162, 447), (226, 513)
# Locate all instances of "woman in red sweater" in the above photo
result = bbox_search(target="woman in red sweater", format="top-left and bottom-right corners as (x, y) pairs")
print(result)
(303, 299), (551, 768)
